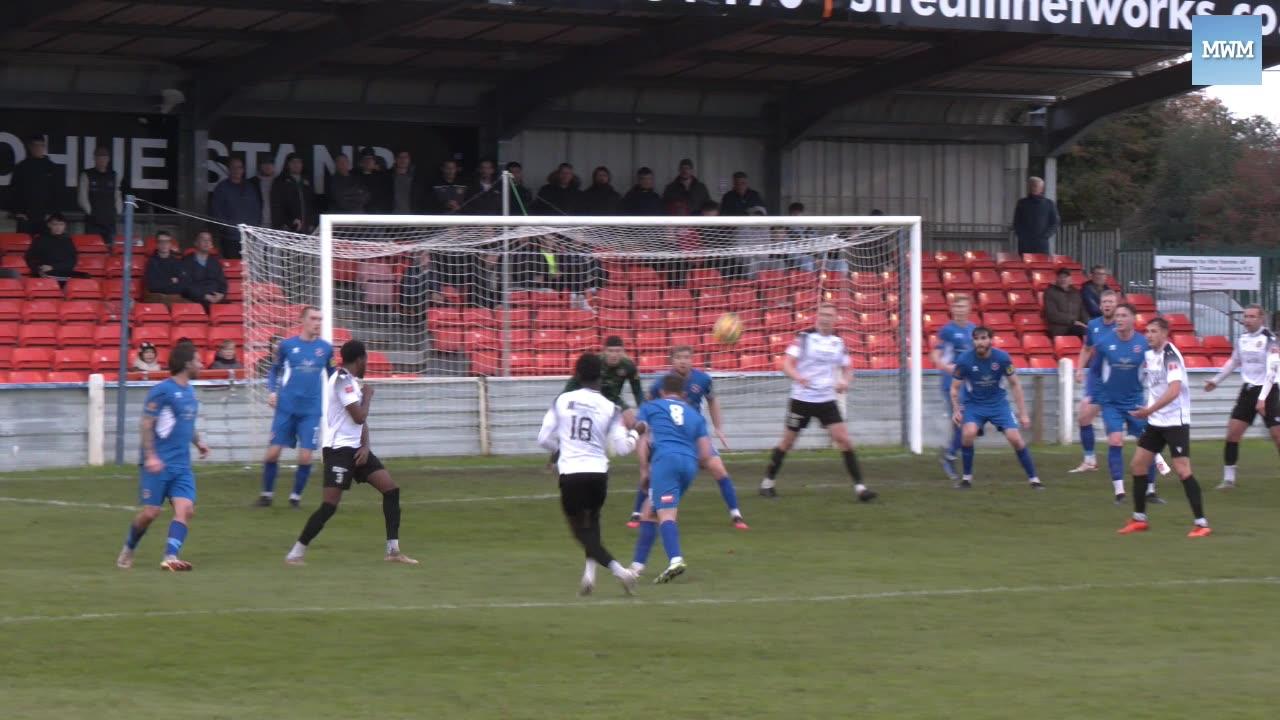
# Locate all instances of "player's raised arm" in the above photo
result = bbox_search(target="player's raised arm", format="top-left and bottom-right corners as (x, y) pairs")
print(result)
(1205, 346), (1240, 391)
(537, 402), (560, 452)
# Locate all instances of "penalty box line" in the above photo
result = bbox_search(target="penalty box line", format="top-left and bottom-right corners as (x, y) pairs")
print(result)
(2, 576), (1276, 627)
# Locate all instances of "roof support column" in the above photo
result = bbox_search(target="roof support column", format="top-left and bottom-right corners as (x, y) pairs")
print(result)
(178, 109), (210, 219)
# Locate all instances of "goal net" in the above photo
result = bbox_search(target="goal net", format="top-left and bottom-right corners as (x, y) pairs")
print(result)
(240, 215), (923, 459)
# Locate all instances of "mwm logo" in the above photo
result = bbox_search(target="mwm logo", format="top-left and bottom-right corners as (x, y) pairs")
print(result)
(1192, 16), (1262, 85)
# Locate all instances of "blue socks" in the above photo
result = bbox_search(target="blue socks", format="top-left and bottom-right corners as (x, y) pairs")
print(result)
(632, 488), (647, 515)
(1107, 445), (1124, 481)
(948, 425), (963, 456)
(261, 461), (279, 494)
(1080, 425), (1095, 455)
(124, 523), (147, 550)
(292, 464), (312, 498)
(164, 520), (188, 558)
(961, 445), (975, 475)
(716, 476), (740, 514)
(659, 520), (682, 561)
(633, 521), (657, 566)
(1015, 447), (1038, 479)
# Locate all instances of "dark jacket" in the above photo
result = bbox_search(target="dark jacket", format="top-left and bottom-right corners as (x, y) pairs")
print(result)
(271, 172), (318, 231)
(578, 183), (621, 216)
(620, 187), (664, 216)
(389, 169), (417, 214)
(9, 156), (61, 222)
(1013, 194), (1059, 254)
(464, 177), (503, 216)
(211, 177), (263, 228)
(533, 176), (581, 216)
(401, 254), (443, 311)
(505, 182), (534, 215)
(183, 253), (228, 300)
(720, 188), (767, 216)
(144, 253), (187, 295)
(1080, 281), (1107, 319)
(326, 173), (367, 214)
(25, 231), (77, 277)
(662, 176), (712, 216)
(1043, 284), (1088, 336)
(419, 173), (468, 214)
(356, 169), (391, 214)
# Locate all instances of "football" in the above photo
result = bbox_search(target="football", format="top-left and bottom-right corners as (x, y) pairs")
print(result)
(711, 313), (744, 345)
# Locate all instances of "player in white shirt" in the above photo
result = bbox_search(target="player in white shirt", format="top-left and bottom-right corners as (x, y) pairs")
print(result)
(1119, 318), (1212, 538)
(286, 340), (419, 565)
(539, 353), (643, 596)
(760, 303), (878, 502)
(1202, 304), (1280, 489)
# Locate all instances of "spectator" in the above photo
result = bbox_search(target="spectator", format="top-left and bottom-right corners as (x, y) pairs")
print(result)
(271, 153), (318, 232)
(327, 153), (367, 214)
(736, 205), (775, 278)
(1080, 265), (1110, 319)
(209, 157), (261, 259)
(78, 145), (121, 251)
(183, 231), (228, 310)
(785, 201), (818, 272)
(1013, 176), (1059, 255)
(503, 161), (534, 214)
(400, 250), (443, 316)
(8, 135), (61, 236)
(1043, 268), (1088, 337)
(534, 163), (581, 216)
(251, 160), (276, 227)
(578, 166), (621, 215)
(25, 213), (84, 283)
(662, 158), (711, 216)
(134, 342), (162, 373)
(620, 167), (664, 215)
(424, 159), (467, 214)
(664, 201), (718, 287)
(468, 251), (502, 309)
(355, 148), (391, 214)
(0, 248), (18, 279)
(389, 150), (416, 214)
(720, 171), (767, 216)
(209, 340), (244, 370)
(143, 231), (189, 306)
(464, 158), (502, 216)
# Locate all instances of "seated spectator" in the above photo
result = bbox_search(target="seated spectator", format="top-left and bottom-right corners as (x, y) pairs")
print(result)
(209, 340), (243, 370)
(620, 168), (664, 215)
(182, 231), (228, 309)
(143, 231), (190, 306)
(134, 342), (162, 373)
(464, 159), (502, 216)
(534, 163), (581, 216)
(326, 153), (368, 213)
(503, 161), (534, 214)
(578, 167), (620, 215)
(662, 158), (711, 216)
(1080, 265), (1110, 319)
(25, 213), (85, 284)
(209, 156), (261, 258)
(1044, 268), (1088, 337)
(720, 171), (766, 216)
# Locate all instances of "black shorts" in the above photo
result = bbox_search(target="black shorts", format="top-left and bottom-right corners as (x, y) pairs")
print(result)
(559, 472), (608, 518)
(1137, 425), (1192, 458)
(785, 399), (844, 432)
(1230, 385), (1280, 428)
(322, 446), (385, 490)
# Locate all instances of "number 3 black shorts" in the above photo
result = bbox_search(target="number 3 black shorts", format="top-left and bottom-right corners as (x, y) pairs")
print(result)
(322, 446), (385, 490)
(785, 399), (844, 432)
(1137, 424), (1192, 459)
(1230, 385), (1280, 428)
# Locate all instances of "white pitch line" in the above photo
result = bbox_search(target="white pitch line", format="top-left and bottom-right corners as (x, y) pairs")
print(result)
(1, 576), (1275, 627)
(0, 496), (136, 511)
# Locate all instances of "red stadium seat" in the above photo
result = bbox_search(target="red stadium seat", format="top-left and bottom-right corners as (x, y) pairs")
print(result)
(72, 234), (109, 255)
(1133, 312), (1150, 331)
(54, 348), (94, 371)
(221, 258), (242, 280)
(535, 351), (569, 376)
(465, 328), (501, 351)
(46, 371), (88, 383)
(12, 347), (55, 370)
(633, 309), (666, 329)
(635, 354), (666, 374)
(7, 371), (49, 383)
(225, 280), (244, 303)
(991, 334), (1022, 352)
(725, 285), (756, 311)
(1125, 293), (1156, 312)
(1053, 336), (1082, 357)
(366, 352), (393, 376)
(1006, 290), (1040, 311)
(1027, 270), (1054, 291)
(1014, 313), (1046, 333)
(1202, 335), (1231, 352)
(105, 255), (147, 279)
(19, 323), (59, 346)
(172, 325), (210, 347)
(964, 250), (996, 269)
(0, 299), (20, 322)
(1021, 253), (1055, 269)
(0, 322), (18, 346)
(533, 328), (569, 351)
(0, 278), (22, 299)
(102, 279), (141, 301)
(564, 329), (597, 353)
(631, 287), (663, 307)
(78, 255), (108, 278)
(431, 326), (467, 353)
(982, 311), (1015, 331)
(130, 303), (170, 325)
(93, 325), (122, 347)
(628, 266), (664, 287)
(0, 232), (32, 254)
(1052, 255), (1081, 271)
(635, 330), (668, 352)
(24, 278), (63, 299)
(1021, 334), (1053, 355)
(976, 290), (1010, 311)
(133, 325), (170, 347)
(63, 279), (102, 300)
(21, 300), (61, 322)
(934, 251), (966, 267)
(59, 300), (101, 323)
(970, 268), (1001, 287)
(999, 270), (1030, 289)
(91, 348), (122, 372)
(1165, 313), (1193, 333)
(1211, 355), (1233, 367)
(870, 355), (900, 370)
(1183, 355), (1213, 368)
(169, 304), (208, 324)
(940, 269), (974, 290)
(739, 354), (773, 371)
(1172, 333), (1201, 351)
(57, 325), (97, 347)
(1029, 356), (1058, 370)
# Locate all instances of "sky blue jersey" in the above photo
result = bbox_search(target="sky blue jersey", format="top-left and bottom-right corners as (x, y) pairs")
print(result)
(267, 336), (333, 415)
(141, 378), (199, 468)
(637, 397), (709, 461)
(1091, 332), (1150, 408)
(952, 348), (1016, 406)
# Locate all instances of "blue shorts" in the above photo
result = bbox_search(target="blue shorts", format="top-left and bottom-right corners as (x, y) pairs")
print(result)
(139, 466), (196, 506)
(649, 454), (698, 511)
(963, 403), (1018, 432)
(271, 409), (320, 450)
(1102, 404), (1146, 437)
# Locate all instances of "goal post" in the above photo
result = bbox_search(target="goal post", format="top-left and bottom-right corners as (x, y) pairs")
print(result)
(242, 214), (924, 457)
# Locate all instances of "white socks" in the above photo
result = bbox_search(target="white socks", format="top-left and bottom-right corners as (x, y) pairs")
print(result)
(386, 539), (400, 555)
(1194, 517), (1209, 527)
(608, 560), (632, 579)
(854, 483), (868, 494)
(1112, 479), (1125, 494)
(1224, 465), (1237, 482)
(760, 478), (776, 490)
(287, 541), (306, 559)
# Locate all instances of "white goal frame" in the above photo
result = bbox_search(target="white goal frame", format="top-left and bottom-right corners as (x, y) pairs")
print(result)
(317, 213), (924, 454)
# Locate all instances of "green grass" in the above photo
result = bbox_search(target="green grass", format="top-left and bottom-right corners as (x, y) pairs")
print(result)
(2, 442), (1278, 720)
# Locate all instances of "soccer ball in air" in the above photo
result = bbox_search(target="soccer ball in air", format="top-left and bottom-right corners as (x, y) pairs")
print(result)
(711, 313), (744, 345)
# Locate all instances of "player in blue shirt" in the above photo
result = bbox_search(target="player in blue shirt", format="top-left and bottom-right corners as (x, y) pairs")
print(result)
(950, 326), (1042, 489)
(630, 374), (713, 584)
(930, 295), (976, 482)
(632, 345), (746, 530)
(1089, 303), (1163, 504)
(117, 342), (209, 571)
(1070, 289), (1118, 473)
(258, 306), (333, 507)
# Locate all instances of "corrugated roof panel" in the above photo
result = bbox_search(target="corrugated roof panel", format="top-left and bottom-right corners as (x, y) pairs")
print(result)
(704, 33), (774, 52)
(743, 65), (831, 82)
(326, 47), (423, 65)
(399, 19), (501, 39)
(678, 62), (756, 79)
(37, 33), (133, 53)
(629, 58), (699, 76)
(1006, 46), (1180, 69)
(182, 40), (262, 60)
(108, 37), (208, 58)
(751, 35), (845, 54)
(176, 8), (282, 30)
(921, 71), (1073, 93)
(476, 23), (571, 43)
(546, 26), (630, 45)
(0, 32), (58, 51)
(99, 4), (201, 25)
(50, 1), (129, 22)
(251, 12), (332, 33)
(811, 38), (922, 57)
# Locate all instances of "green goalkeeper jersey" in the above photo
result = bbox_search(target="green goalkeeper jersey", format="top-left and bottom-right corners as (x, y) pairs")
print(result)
(563, 356), (644, 409)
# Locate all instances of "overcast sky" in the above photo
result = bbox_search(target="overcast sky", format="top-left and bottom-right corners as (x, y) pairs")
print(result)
(1204, 69), (1280, 123)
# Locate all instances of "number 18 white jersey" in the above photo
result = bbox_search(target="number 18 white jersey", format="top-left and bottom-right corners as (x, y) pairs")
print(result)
(537, 388), (637, 475)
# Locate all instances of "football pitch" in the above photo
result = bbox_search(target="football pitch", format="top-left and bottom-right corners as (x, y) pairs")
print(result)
(2, 443), (1278, 720)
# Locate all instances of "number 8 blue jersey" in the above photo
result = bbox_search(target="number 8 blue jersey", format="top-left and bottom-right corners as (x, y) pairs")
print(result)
(637, 397), (708, 461)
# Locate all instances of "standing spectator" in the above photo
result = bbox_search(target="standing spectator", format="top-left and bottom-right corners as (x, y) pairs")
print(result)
(389, 150), (416, 214)
(424, 159), (467, 214)
(720, 171), (766, 216)
(183, 231), (228, 310)
(271, 153), (318, 232)
(534, 163), (581, 216)
(1043, 268), (1088, 337)
(25, 213), (82, 282)
(209, 157), (261, 259)
(662, 158), (711, 216)
(468, 251), (502, 309)
(9, 135), (61, 236)
(578, 167), (621, 215)
(78, 145), (121, 251)
(464, 158), (502, 216)
(1080, 265), (1110, 319)
(503, 161), (534, 214)
(251, 160), (276, 227)
(1013, 176), (1059, 255)
(785, 201), (818, 272)
(620, 168), (664, 215)
(355, 148), (390, 214)
(400, 250), (443, 316)
(326, 154), (367, 213)
(143, 231), (189, 306)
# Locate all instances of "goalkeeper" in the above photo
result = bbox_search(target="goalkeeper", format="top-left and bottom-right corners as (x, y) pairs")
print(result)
(548, 336), (644, 467)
